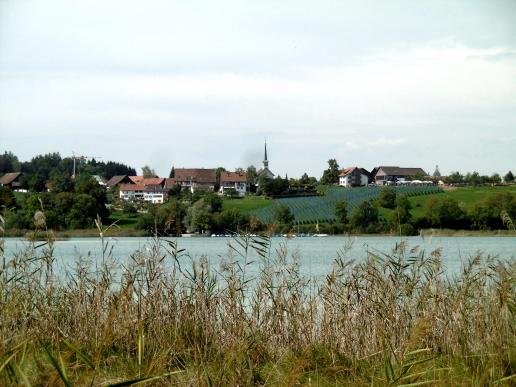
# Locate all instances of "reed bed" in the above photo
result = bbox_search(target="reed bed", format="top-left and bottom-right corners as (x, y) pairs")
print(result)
(0, 216), (515, 386)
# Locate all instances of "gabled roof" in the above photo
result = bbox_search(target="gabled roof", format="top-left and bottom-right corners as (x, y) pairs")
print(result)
(339, 167), (371, 177)
(220, 171), (247, 183)
(129, 176), (144, 184)
(106, 175), (131, 187)
(0, 172), (21, 185)
(174, 168), (216, 183)
(141, 177), (164, 186)
(119, 184), (146, 191)
(339, 167), (356, 177)
(376, 166), (426, 176)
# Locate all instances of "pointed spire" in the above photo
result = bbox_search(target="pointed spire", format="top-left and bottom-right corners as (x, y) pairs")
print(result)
(263, 140), (269, 168)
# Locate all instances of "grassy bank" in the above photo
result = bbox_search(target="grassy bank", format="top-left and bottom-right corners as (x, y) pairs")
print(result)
(1, 225), (515, 385)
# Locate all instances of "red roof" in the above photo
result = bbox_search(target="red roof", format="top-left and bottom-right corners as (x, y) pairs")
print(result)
(119, 184), (146, 191)
(141, 177), (164, 186)
(220, 171), (247, 183)
(129, 176), (144, 184)
(339, 167), (356, 177)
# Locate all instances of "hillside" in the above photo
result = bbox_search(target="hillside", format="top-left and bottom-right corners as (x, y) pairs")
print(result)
(246, 185), (442, 224)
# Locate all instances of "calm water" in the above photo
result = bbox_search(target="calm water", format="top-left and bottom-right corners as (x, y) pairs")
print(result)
(4, 236), (515, 280)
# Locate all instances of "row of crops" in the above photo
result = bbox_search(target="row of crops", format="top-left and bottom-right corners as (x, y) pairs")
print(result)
(250, 185), (443, 224)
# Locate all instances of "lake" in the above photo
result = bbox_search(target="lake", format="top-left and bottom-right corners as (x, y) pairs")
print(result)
(3, 236), (515, 281)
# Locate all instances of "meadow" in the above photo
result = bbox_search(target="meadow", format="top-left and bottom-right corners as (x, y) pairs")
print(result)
(0, 217), (514, 385)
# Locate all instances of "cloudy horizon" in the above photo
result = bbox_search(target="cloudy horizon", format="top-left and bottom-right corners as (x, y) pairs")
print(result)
(1, 0), (515, 178)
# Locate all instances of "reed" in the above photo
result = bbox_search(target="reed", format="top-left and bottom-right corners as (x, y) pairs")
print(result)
(0, 214), (514, 385)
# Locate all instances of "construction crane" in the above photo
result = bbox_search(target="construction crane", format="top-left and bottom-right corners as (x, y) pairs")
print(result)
(71, 151), (103, 178)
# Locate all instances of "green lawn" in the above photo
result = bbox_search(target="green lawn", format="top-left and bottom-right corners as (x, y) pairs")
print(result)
(108, 210), (141, 228)
(222, 196), (274, 212)
(409, 185), (516, 219)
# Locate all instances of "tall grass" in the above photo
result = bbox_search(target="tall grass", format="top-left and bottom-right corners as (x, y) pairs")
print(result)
(0, 214), (514, 385)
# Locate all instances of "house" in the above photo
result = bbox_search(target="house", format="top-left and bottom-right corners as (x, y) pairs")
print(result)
(219, 171), (249, 196)
(106, 175), (134, 188)
(338, 167), (371, 187)
(173, 168), (217, 192)
(373, 166), (427, 185)
(257, 141), (275, 180)
(0, 172), (22, 190)
(119, 183), (168, 204)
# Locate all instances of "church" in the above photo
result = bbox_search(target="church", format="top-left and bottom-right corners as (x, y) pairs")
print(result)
(257, 141), (274, 179)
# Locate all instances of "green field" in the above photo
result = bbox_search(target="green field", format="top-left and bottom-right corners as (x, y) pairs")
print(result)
(222, 196), (274, 212)
(408, 185), (516, 219)
(107, 210), (141, 228)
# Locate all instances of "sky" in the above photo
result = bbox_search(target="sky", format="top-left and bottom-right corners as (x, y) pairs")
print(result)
(1, 0), (515, 178)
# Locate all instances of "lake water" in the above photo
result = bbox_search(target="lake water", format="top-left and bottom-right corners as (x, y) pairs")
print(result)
(3, 236), (515, 280)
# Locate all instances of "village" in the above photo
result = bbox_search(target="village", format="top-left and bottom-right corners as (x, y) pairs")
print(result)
(0, 143), (436, 204)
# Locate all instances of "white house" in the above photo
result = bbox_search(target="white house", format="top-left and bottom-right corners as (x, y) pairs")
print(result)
(338, 167), (370, 187)
(119, 184), (167, 204)
(219, 171), (249, 196)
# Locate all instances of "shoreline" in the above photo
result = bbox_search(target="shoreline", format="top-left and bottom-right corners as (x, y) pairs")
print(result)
(3, 228), (516, 239)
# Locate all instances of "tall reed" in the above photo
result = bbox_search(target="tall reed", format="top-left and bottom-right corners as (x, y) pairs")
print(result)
(0, 215), (514, 385)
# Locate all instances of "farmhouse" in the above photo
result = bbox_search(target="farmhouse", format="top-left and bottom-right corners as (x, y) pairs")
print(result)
(106, 175), (134, 188)
(373, 166), (427, 185)
(0, 172), (22, 190)
(219, 171), (249, 196)
(338, 167), (371, 187)
(173, 168), (217, 192)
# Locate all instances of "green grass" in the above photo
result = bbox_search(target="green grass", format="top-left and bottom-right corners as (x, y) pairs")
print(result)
(409, 185), (516, 219)
(222, 195), (274, 212)
(107, 210), (140, 228)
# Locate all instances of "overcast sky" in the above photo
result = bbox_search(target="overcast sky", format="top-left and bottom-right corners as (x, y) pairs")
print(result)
(1, 0), (515, 178)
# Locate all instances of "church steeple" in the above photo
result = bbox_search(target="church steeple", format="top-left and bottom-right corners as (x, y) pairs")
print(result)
(263, 141), (269, 169)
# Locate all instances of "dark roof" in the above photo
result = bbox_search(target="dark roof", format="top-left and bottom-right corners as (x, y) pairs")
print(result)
(106, 175), (131, 187)
(376, 166), (426, 176)
(0, 172), (21, 185)
(220, 171), (247, 183)
(174, 168), (216, 183)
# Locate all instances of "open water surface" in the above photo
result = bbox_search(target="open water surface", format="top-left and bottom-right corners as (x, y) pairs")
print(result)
(4, 236), (515, 280)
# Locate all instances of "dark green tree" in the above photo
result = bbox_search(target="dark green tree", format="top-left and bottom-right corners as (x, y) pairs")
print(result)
(349, 200), (379, 231)
(214, 208), (250, 233)
(378, 187), (397, 209)
(504, 171), (514, 183)
(320, 159), (340, 185)
(274, 205), (295, 225)
(425, 196), (465, 228)
(335, 200), (348, 223)
(389, 194), (412, 227)
(0, 186), (17, 209)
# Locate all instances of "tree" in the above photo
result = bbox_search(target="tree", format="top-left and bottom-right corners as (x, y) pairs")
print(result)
(203, 192), (223, 213)
(75, 176), (109, 220)
(262, 176), (289, 197)
(349, 200), (379, 231)
(184, 199), (212, 233)
(0, 151), (21, 174)
(504, 171), (514, 183)
(274, 205), (294, 225)
(378, 187), (396, 209)
(246, 165), (257, 185)
(66, 194), (98, 229)
(169, 166), (175, 178)
(137, 199), (185, 235)
(320, 159), (340, 185)
(214, 208), (249, 233)
(335, 200), (348, 223)
(470, 192), (516, 230)
(141, 165), (156, 178)
(425, 196), (465, 229)
(389, 194), (412, 227)
(49, 172), (74, 193)
(0, 186), (17, 209)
